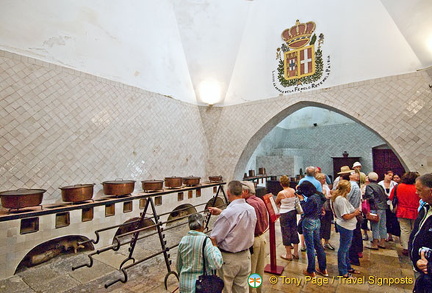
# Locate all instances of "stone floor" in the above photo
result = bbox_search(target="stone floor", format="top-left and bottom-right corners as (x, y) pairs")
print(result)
(0, 220), (416, 293)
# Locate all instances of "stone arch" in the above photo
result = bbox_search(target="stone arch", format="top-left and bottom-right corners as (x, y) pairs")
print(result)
(232, 101), (407, 179)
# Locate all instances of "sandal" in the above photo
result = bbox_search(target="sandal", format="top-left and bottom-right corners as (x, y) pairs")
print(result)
(324, 243), (335, 250)
(280, 255), (293, 261)
(348, 269), (361, 274)
(342, 273), (354, 279)
(293, 255), (299, 259)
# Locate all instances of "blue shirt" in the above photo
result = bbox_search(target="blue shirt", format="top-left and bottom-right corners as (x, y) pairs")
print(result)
(347, 181), (362, 209)
(176, 231), (223, 293)
(300, 193), (324, 219)
(298, 175), (323, 193)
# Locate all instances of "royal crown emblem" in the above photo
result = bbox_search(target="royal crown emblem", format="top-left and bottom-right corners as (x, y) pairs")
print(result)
(281, 20), (316, 49)
(272, 19), (330, 93)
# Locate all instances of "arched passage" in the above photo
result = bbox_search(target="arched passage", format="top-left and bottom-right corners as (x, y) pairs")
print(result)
(233, 102), (408, 179)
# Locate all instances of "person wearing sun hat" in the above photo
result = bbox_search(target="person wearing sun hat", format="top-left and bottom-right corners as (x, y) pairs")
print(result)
(332, 166), (353, 190)
(352, 162), (366, 186)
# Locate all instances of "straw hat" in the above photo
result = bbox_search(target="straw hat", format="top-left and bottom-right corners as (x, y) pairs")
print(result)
(337, 166), (352, 175)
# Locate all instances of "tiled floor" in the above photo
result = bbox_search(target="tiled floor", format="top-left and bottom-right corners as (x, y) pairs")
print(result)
(0, 220), (416, 293)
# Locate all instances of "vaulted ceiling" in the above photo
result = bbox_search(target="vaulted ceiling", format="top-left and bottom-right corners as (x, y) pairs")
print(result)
(1, 0), (431, 105)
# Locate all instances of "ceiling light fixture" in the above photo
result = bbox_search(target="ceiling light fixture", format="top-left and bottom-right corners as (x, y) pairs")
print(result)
(198, 79), (222, 105)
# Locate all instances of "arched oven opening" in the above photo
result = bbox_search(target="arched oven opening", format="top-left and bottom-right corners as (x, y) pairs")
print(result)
(166, 204), (197, 226)
(204, 196), (227, 231)
(113, 217), (156, 245)
(15, 235), (93, 273)
(165, 204), (197, 243)
(204, 196), (226, 211)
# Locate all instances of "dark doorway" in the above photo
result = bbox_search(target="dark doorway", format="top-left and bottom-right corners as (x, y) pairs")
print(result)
(372, 148), (405, 180)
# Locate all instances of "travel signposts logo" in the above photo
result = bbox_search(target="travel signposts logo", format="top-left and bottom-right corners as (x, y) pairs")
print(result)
(272, 20), (331, 94)
(249, 273), (262, 288)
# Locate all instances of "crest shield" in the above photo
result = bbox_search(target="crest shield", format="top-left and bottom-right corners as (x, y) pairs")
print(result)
(283, 45), (316, 80)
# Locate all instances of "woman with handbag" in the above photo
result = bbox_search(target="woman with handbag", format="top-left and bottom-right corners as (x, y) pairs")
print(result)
(331, 180), (362, 278)
(275, 175), (300, 261)
(297, 181), (328, 277)
(364, 172), (389, 250)
(176, 213), (223, 293)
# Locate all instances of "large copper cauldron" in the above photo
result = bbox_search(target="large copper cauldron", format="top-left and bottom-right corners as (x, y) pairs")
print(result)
(0, 188), (46, 209)
(60, 184), (94, 203)
(142, 180), (164, 192)
(209, 175), (223, 182)
(164, 177), (183, 188)
(102, 179), (135, 196)
(183, 176), (201, 187)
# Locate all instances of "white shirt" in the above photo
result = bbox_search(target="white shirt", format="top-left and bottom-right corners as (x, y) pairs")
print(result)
(332, 196), (357, 230)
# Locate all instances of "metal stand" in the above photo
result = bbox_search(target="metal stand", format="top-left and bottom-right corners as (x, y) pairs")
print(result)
(264, 219), (284, 275)
(262, 193), (284, 275)
(72, 183), (227, 289)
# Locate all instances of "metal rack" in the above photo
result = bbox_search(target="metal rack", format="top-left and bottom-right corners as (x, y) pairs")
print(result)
(72, 183), (228, 289)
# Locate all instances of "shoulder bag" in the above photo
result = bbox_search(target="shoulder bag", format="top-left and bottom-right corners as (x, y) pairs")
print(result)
(295, 197), (304, 214)
(362, 199), (379, 222)
(195, 237), (224, 293)
(323, 199), (331, 212)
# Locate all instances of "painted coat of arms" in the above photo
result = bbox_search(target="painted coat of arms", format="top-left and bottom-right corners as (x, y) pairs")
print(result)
(273, 20), (330, 93)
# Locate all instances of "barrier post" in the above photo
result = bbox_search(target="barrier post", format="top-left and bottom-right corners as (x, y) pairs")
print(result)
(262, 194), (284, 275)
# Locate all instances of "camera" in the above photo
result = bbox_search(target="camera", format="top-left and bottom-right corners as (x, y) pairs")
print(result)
(418, 247), (432, 259)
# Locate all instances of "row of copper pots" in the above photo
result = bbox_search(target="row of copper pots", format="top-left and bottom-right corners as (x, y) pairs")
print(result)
(0, 180), (133, 208)
(244, 168), (266, 178)
(1, 176), (222, 208)
(142, 176), (221, 191)
(145, 176), (203, 191)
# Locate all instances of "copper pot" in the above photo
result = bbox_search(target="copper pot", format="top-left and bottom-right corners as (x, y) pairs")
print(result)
(142, 180), (164, 192)
(183, 176), (201, 187)
(60, 184), (94, 203)
(0, 188), (46, 209)
(164, 177), (183, 188)
(208, 175), (223, 182)
(258, 167), (266, 175)
(102, 179), (135, 196)
(248, 170), (255, 177)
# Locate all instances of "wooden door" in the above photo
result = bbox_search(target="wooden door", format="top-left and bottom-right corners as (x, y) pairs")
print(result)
(332, 157), (360, 181)
(372, 148), (405, 180)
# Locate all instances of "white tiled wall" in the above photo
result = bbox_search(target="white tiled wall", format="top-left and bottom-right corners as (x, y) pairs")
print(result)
(1, 50), (208, 203)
